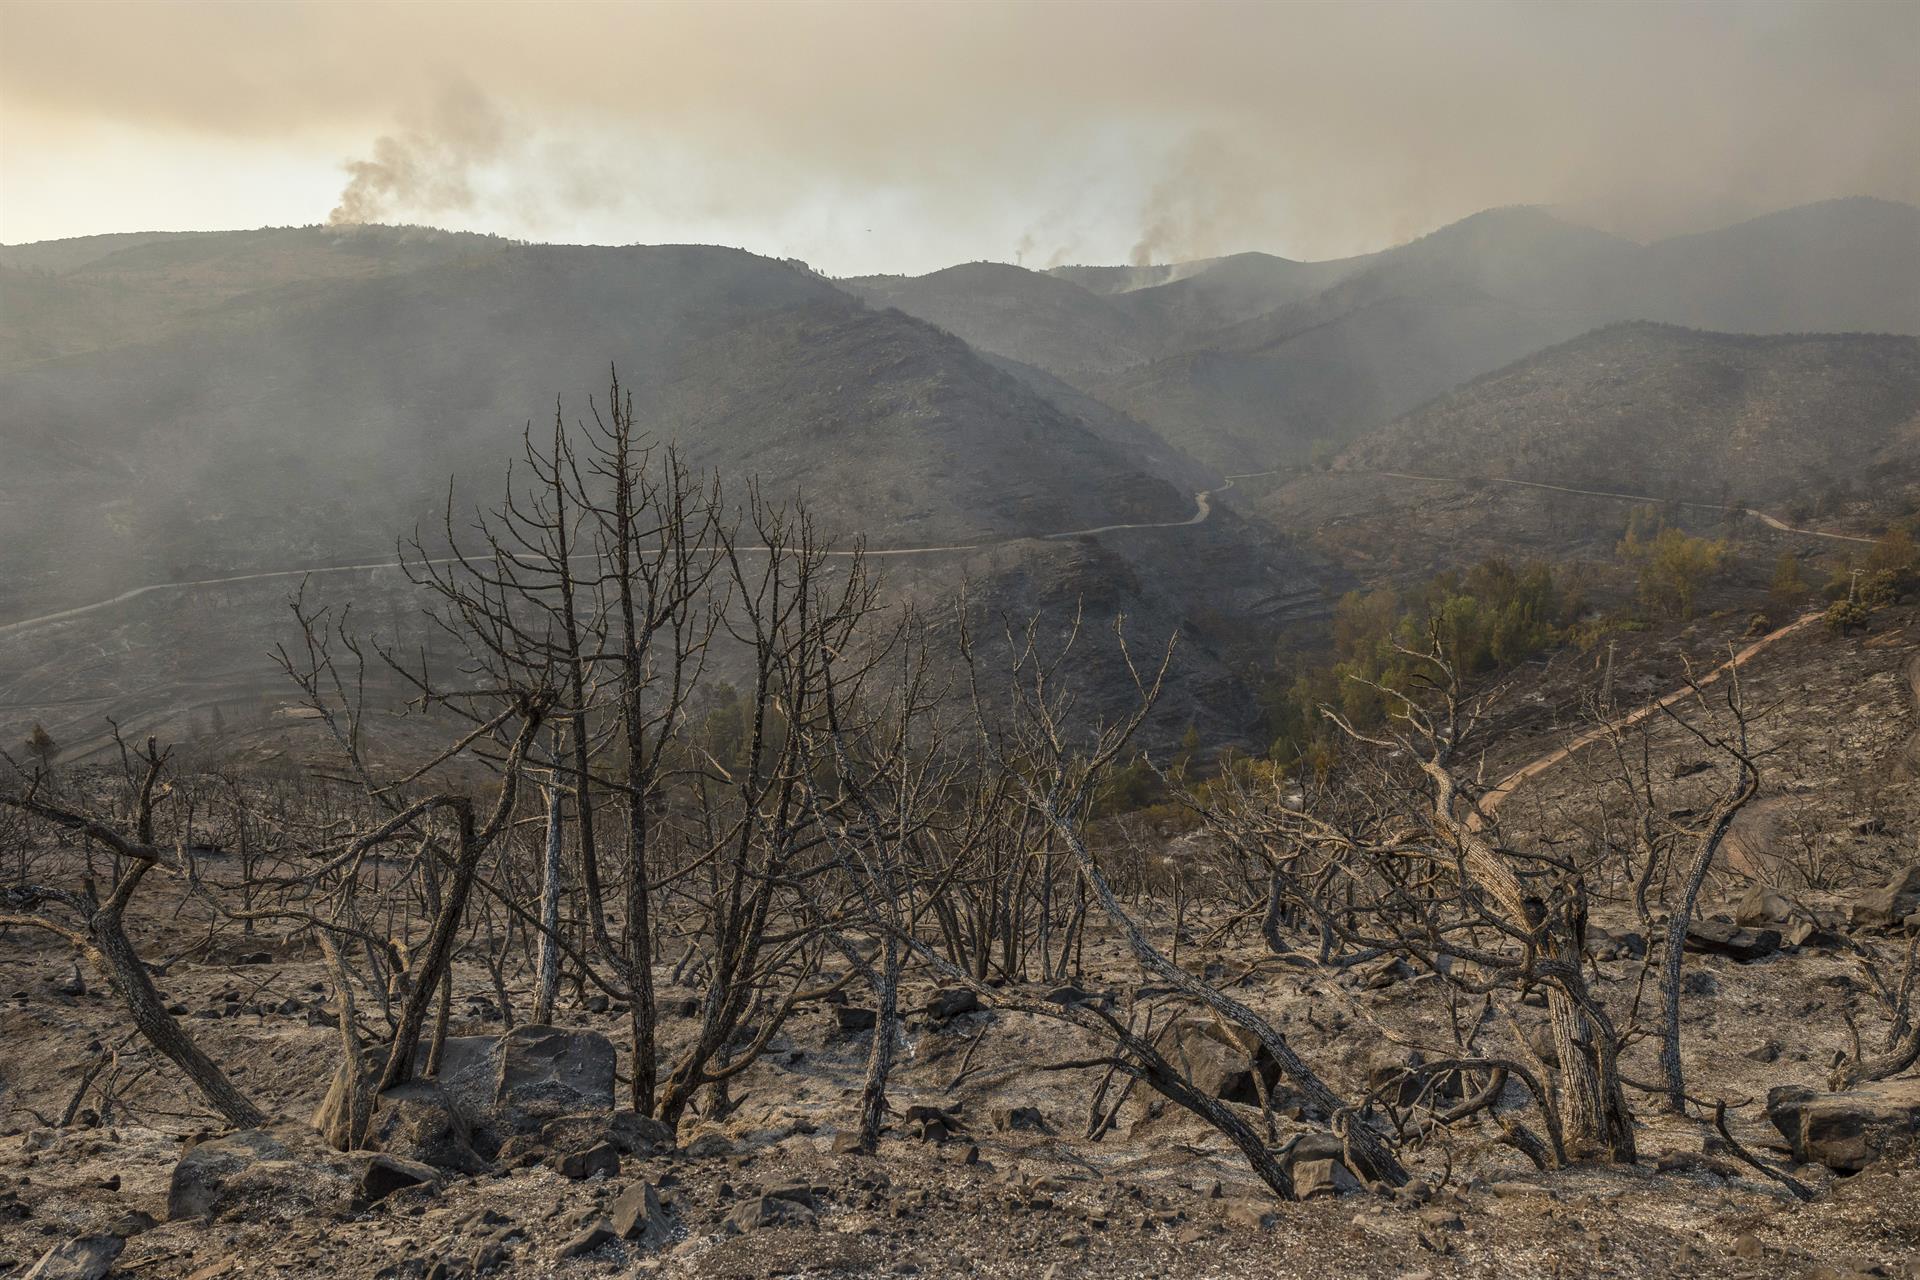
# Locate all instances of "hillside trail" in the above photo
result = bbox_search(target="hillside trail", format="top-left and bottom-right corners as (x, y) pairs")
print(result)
(1466, 609), (1826, 830)
(0, 470), (1297, 639)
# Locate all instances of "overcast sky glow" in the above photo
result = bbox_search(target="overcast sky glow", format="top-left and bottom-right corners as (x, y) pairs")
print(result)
(3, 0), (1916, 276)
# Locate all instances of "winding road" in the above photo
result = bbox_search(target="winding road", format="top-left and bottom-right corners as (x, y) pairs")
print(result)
(0, 464), (1870, 810)
(1368, 470), (1876, 545)
(0, 469), (1294, 640)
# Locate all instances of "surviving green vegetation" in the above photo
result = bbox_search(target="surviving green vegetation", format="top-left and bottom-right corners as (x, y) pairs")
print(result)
(1824, 526), (1920, 633)
(1259, 557), (1580, 768)
(1251, 504), (1888, 775)
(1617, 506), (1727, 620)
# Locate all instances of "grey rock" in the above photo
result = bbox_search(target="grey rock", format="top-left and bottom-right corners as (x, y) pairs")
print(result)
(368, 1081), (489, 1175)
(1849, 867), (1920, 930)
(1767, 1078), (1920, 1171)
(166, 1126), (357, 1222)
(406, 1025), (617, 1149)
(23, 1235), (123, 1280)
(1684, 920), (1780, 961)
(494, 1025), (616, 1119)
(557, 1218), (617, 1260)
(724, 1194), (815, 1233)
(1155, 1017), (1282, 1107)
(925, 988), (981, 1021)
(610, 1180), (675, 1247)
(551, 1141), (620, 1181)
(834, 1006), (878, 1033)
(358, 1153), (441, 1202)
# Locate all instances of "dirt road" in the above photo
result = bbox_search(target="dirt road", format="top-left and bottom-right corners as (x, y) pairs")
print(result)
(1367, 469), (1876, 545)
(1469, 609), (1827, 827)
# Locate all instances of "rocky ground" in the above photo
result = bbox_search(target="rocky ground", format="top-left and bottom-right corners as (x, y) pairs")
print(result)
(3, 622), (1919, 1280)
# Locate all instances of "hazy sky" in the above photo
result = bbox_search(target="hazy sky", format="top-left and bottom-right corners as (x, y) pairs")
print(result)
(3, 0), (1915, 275)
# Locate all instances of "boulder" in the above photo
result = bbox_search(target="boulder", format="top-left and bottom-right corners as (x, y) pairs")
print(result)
(23, 1236), (123, 1280)
(557, 1218), (618, 1260)
(1157, 1017), (1282, 1107)
(357, 1153), (440, 1202)
(494, 1025), (616, 1120)
(990, 1105), (1047, 1133)
(1849, 867), (1920, 930)
(1735, 886), (1795, 927)
(724, 1194), (815, 1233)
(1293, 1156), (1361, 1199)
(1683, 920), (1780, 961)
(1767, 1079), (1920, 1171)
(407, 1025), (618, 1149)
(902, 1103), (967, 1143)
(550, 1141), (620, 1181)
(925, 988), (981, 1022)
(541, 1110), (674, 1159)
(833, 1006), (878, 1034)
(609, 1180), (675, 1248)
(166, 1127), (359, 1222)
(367, 1081), (489, 1175)
(407, 1034), (498, 1128)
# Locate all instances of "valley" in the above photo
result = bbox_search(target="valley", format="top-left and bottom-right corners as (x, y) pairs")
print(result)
(5, 194), (1920, 1280)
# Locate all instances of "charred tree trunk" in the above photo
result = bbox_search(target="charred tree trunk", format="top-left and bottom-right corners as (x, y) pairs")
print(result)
(533, 780), (566, 1026)
(856, 935), (900, 1153)
(1428, 764), (1636, 1162)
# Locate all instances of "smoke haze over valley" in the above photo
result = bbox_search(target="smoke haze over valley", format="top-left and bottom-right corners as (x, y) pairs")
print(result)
(4, 6), (1920, 1280)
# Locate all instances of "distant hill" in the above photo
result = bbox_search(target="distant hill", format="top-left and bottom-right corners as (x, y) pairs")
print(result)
(858, 201), (1920, 472)
(1627, 197), (1920, 335)
(0, 241), (1215, 605)
(1261, 322), (1920, 575)
(847, 262), (1159, 378)
(1336, 323), (1920, 501)
(0, 225), (512, 368)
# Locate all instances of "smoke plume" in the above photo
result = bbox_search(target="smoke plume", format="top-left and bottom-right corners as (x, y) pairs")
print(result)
(330, 81), (508, 226)
(4, 0), (1916, 273)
